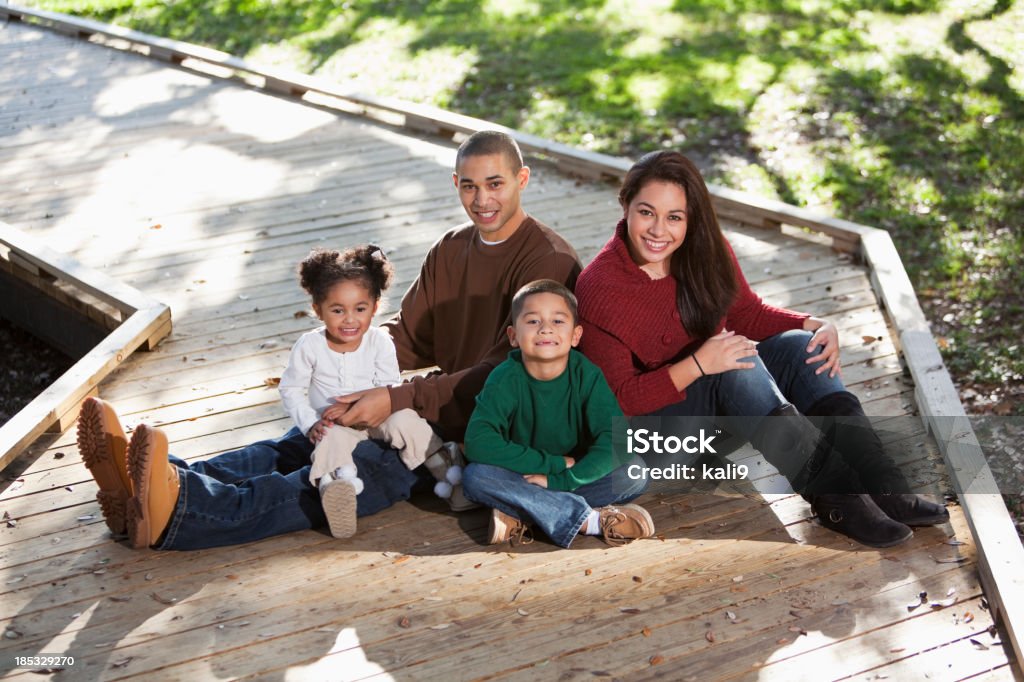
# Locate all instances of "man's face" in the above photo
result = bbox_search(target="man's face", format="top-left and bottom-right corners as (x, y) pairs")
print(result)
(453, 153), (530, 243)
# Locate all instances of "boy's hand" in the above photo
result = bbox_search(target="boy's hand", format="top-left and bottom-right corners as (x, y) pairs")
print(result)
(563, 456), (575, 469)
(307, 420), (330, 444)
(524, 474), (548, 488)
(337, 387), (393, 428)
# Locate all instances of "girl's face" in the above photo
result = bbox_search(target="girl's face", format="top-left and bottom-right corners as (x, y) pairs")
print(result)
(314, 279), (378, 352)
(624, 180), (688, 279)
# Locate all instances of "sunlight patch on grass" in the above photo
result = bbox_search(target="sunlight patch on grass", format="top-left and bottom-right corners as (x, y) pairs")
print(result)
(313, 19), (476, 104)
(626, 73), (671, 115)
(483, 0), (542, 20)
(966, 0), (1024, 95)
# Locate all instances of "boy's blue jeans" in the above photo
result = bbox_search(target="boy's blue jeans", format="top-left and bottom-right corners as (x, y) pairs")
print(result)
(157, 428), (422, 550)
(461, 455), (650, 548)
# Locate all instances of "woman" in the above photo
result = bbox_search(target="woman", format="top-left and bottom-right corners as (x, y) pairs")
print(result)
(575, 150), (947, 547)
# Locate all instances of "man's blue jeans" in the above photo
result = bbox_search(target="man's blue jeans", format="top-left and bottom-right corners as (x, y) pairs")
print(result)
(643, 330), (846, 443)
(158, 428), (422, 550)
(461, 455), (650, 548)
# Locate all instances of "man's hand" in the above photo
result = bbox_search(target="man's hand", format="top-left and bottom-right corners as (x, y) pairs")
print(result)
(524, 474), (548, 488)
(563, 456), (575, 469)
(336, 387), (393, 428)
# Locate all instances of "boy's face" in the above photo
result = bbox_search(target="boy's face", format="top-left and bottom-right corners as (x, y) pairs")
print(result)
(453, 152), (530, 243)
(507, 292), (582, 362)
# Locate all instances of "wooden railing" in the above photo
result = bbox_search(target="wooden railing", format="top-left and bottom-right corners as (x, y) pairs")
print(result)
(0, 221), (171, 470)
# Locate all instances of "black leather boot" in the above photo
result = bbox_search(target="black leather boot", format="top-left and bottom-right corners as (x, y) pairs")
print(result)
(748, 404), (913, 547)
(807, 392), (949, 526)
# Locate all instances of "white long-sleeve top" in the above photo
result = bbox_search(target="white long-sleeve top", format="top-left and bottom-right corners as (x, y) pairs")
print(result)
(279, 326), (401, 435)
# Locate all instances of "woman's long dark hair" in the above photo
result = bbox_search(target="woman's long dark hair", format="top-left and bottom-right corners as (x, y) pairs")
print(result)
(618, 151), (738, 340)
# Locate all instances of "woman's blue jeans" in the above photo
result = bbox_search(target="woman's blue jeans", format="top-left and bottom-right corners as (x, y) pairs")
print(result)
(461, 456), (650, 548)
(158, 428), (423, 550)
(639, 330), (846, 469)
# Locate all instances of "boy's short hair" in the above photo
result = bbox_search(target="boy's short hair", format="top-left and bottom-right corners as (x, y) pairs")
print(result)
(511, 279), (578, 324)
(455, 130), (524, 173)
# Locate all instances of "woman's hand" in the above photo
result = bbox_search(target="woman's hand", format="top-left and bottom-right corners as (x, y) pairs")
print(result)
(694, 330), (758, 375)
(803, 317), (842, 378)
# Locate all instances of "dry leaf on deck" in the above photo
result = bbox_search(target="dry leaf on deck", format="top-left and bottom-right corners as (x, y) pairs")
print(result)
(970, 638), (988, 650)
(293, 310), (310, 318)
(112, 657), (134, 668)
(861, 335), (881, 344)
(398, 616), (411, 629)
(632, 576), (643, 583)
(264, 377), (281, 387)
(705, 631), (716, 643)
(620, 608), (641, 614)
(649, 655), (664, 666)
(585, 568), (593, 576)
(642, 627), (652, 637)
(150, 592), (177, 605)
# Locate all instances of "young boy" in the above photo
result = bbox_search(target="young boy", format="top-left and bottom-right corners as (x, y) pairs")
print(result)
(462, 280), (654, 548)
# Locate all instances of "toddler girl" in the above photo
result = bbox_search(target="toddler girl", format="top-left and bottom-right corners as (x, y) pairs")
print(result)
(280, 245), (454, 539)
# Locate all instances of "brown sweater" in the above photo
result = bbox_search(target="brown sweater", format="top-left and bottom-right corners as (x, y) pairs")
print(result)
(383, 216), (581, 440)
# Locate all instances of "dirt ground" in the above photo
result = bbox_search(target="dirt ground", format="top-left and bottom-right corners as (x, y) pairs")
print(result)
(0, 318), (74, 426)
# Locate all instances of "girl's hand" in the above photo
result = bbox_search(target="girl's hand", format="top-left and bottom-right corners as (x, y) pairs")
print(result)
(803, 317), (842, 378)
(307, 420), (330, 444)
(524, 474), (548, 488)
(563, 456), (575, 469)
(321, 401), (350, 424)
(694, 329), (758, 375)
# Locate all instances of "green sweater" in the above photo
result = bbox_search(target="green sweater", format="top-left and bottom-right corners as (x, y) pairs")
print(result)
(464, 349), (627, 492)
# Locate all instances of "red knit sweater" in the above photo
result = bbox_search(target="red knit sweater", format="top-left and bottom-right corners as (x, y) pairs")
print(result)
(576, 220), (808, 416)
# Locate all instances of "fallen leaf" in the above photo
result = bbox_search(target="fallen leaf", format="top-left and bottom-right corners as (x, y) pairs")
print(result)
(264, 377), (281, 387)
(970, 638), (988, 650)
(293, 310), (310, 319)
(776, 638), (790, 645)
(861, 335), (882, 345)
(620, 608), (641, 614)
(649, 655), (664, 666)
(890, 647), (906, 653)
(642, 627), (652, 637)
(585, 569), (593, 576)
(149, 224), (162, 230)
(394, 556), (411, 564)
(632, 576), (643, 583)
(398, 616), (411, 628)
(474, 563), (482, 569)
(705, 631), (716, 643)
(54, 452), (65, 459)
(150, 592), (177, 605)
(112, 657), (134, 668)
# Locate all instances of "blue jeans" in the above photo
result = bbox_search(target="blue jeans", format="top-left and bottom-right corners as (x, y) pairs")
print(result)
(158, 428), (423, 550)
(461, 456), (650, 548)
(644, 330), (845, 434)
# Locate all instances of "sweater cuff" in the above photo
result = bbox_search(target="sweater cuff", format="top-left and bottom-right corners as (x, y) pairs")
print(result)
(388, 384), (415, 413)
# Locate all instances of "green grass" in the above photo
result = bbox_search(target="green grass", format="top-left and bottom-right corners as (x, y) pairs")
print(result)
(29, 0), (1024, 411)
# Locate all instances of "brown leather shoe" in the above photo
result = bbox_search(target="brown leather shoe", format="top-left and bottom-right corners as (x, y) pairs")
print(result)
(77, 397), (132, 535)
(126, 424), (180, 549)
(488, 508), (532, 546)
(597, 504), (655, 546)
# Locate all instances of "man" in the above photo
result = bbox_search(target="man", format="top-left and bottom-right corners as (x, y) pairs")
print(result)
(78, 130), (582, 550)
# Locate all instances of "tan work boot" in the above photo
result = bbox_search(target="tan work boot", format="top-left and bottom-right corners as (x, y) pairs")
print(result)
(488, 508), (532, 546)
(126, 424), (180, 549)
(596, 504), (655, 546)
(77, 397), (132, 535)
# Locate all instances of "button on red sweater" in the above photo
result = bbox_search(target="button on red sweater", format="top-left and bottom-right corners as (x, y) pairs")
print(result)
(576, 220), (808, 416)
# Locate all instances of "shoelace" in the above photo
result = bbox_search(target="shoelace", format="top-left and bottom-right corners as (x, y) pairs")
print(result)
(508, 522), (534, 547)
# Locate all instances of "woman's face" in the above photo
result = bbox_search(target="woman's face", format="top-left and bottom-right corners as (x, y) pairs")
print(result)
(625, 180), (688, 279)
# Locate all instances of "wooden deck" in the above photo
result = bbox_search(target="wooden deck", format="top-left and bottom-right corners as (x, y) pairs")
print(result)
(1, 18), (1020, 682)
